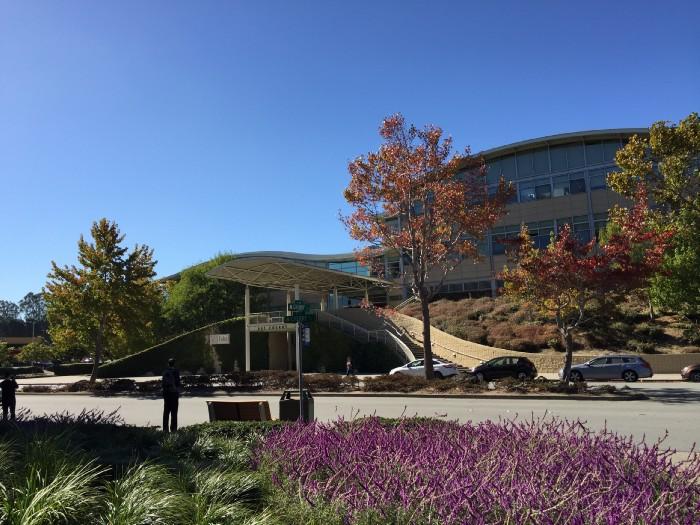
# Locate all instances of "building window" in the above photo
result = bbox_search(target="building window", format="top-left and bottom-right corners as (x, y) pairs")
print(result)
(491, 224), (520, 255)
(603, 140), (621, 162)
(501, 155), (517, 180)
(556, 215), (591, 243)
(533, 147), (549, 174)
(526, 220), (554, 249)
(552, 172), (586, 197)
(585, 141), (605, 165)
(589, 168), (608, 190)
(517, 151), (535, 179)
(550, 142), (585, 171)
(594, 212), (608, 240)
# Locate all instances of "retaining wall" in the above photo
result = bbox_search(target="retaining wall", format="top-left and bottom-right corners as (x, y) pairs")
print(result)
(389, 311), (700, 374)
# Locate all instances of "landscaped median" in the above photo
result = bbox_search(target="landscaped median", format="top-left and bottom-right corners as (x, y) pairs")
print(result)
(19, 371), (646, 399)
(0, 411), (697, 524)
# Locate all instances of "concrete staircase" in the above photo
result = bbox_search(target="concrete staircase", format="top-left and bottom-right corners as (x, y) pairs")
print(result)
(330, 308), (427, 360)
(315, 310), (415, 363)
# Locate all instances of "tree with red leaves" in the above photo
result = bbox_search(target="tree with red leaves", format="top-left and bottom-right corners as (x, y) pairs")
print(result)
(502, 191), (673, 381)
(343, 114), (511, 379)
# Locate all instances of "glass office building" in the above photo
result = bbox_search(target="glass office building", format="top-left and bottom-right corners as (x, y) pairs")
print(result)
(432, 128), (647, 298)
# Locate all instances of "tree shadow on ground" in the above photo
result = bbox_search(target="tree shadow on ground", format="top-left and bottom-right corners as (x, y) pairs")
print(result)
(633, 386), (700, 404)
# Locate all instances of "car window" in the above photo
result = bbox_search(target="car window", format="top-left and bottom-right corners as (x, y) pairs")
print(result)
(432, 359), (442, 365)
(589, 358), (606, 366)
(490, 357), (508, 367)
(607, 357), (623, 364)
(622, 357), (633, 363)
(408, 360), (424, 368)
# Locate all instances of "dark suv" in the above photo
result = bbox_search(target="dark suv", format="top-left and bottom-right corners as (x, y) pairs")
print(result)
(470, 357), (537, 382)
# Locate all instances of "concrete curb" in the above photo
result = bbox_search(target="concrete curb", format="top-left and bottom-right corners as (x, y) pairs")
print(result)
(16, 390), (648, 401)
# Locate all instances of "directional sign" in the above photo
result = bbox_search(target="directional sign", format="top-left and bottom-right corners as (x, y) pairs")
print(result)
(284, 313), (316, 323)
(287, 303), (308, 313)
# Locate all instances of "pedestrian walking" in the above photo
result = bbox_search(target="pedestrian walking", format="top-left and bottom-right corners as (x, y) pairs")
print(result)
(346, 356), (353, 376)
(1, 373), (19, 421)
(162, 358), (181, 433)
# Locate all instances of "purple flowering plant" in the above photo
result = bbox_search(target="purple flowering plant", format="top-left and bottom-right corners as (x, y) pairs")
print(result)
(256, 417), (700, 524)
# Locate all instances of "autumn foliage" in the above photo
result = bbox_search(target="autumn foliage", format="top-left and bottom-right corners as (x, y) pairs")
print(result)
(502, 190), (673, 380)
(343, 114), (511, 378)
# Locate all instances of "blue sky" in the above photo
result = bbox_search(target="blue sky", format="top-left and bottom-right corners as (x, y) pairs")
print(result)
(1, 1), (698, 302)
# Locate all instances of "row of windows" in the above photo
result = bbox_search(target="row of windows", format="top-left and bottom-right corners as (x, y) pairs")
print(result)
(439, 280), (492, 294)
(485, 139), (623, 183)
(490, 214), (608, 255)
(488, 166), (618, 204)
(328, 261), (369, 276)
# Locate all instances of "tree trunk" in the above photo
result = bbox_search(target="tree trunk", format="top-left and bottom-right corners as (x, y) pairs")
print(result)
(420, 294), (435, 380)
(561, 330), (574, 382)
(89, 316), (106, 384)
(648, 291), (655, 321)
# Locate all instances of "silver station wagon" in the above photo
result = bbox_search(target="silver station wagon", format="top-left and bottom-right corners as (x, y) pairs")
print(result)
(559, 355), (653, 382)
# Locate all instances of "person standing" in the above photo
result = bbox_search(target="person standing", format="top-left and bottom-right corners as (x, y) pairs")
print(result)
(162, 358), (181, 433)
(345, 356), (353, 376)
(1, 374), (19, 421)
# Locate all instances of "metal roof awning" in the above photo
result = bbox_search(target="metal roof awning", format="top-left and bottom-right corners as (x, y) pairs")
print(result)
(206, 254), (392, 296)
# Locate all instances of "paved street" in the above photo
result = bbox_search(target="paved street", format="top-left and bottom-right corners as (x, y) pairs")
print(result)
(15, 381), (700, 455)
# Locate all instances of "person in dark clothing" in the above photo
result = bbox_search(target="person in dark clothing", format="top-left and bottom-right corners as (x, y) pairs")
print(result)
(1, 374), (19, 421)
(162, 358), (181, 433)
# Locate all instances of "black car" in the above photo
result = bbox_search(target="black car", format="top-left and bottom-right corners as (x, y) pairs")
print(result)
(470, 356), (537, 381)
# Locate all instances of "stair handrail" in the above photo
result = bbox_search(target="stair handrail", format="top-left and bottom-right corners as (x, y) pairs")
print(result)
(394, 295), (418, 311)
(316, 311), (414, 363)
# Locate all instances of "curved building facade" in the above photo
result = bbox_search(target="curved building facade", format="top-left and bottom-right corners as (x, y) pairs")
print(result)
(204, 129), (648, 305)
(418, 128), (647, 299)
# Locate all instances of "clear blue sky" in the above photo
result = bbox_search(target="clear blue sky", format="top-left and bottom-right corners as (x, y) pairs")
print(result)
(1, 1), (698, 302)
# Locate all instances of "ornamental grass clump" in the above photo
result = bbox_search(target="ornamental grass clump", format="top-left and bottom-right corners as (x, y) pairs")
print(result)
(257, 417), (700, 524)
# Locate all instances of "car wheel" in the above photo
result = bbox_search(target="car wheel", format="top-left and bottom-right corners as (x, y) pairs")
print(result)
(622, 370), (638, 383)
(569, 371), (583, 382)
(689, 371), (700, 382)
(475, 372), (485, 382)
(517, 372), (528, 380)
(433, 371), (444, 379)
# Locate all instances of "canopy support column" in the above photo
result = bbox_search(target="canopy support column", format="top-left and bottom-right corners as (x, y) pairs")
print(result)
(286, 290), (293, 370)
(244, 286), (251, 372)
(333, 287), (339, 310)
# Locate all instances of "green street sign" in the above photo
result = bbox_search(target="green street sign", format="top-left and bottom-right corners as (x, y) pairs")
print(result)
(284, 313), (316, 323)
(287, 302), (311, 313)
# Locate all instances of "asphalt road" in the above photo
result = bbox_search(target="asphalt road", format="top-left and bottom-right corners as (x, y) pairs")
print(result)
(14, 381), (700, 455)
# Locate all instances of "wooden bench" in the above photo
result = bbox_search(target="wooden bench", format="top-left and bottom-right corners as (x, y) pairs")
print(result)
(206, 400), (272, 422)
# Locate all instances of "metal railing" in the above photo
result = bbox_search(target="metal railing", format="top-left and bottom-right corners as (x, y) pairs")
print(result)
(248, 311), (287, 325)
(394, 295), (418, 311)
(316, 311), (415, 362)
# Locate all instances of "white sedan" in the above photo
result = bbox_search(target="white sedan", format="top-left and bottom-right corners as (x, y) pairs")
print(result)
(390, 358), (459, 379)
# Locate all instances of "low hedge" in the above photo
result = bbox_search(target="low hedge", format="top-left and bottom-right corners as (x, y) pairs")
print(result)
(53, 363), (94, 376)
(0, 366), (42, 376)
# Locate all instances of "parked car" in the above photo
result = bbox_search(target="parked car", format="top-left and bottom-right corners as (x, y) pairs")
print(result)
(469, 356), (537, 382)
(680, 363), (700, 382)
(389, 358), (458, 379)
(560, 355), (653, 382)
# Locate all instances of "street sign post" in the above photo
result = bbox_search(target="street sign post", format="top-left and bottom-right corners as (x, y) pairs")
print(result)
(288, 300), (316, 423)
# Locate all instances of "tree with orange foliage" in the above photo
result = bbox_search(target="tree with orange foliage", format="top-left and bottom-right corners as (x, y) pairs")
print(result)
(343, 114), (511, 379)
(502, 190), (673, 381)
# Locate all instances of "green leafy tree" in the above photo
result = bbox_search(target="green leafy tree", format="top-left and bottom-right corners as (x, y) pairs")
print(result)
(45, 219), (163, 383)
(0, 301), (20, 322)
(0, 342), (15, 366)
(17, 337), (54, 363)
(162, 254), (265, 335)
(19, 292), (47, 337)
(608, 113), (700, 316)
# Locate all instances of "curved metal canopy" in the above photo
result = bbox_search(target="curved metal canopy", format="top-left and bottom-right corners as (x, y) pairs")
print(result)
(206, 252), (391, 295)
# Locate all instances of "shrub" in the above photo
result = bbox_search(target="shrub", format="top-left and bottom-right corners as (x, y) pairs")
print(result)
(627, 339), (657, 354)
(504, 338), (540, 352)
(53, 362), (94, 376)
(258, 417), (700, 524)
(548, 337), (564, 351)
(0, 365), (42, 376)
(681, 325), (700, 345)
(362, 374), (428, 393)
(635, 322), (665, 341)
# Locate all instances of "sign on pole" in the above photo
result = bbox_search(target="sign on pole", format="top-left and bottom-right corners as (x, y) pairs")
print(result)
(208, 334), (230, 345)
